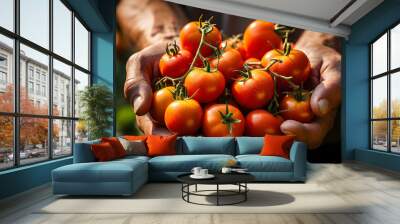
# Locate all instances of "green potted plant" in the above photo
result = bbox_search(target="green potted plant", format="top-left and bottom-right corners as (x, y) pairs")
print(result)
(79, 84), (113, 140)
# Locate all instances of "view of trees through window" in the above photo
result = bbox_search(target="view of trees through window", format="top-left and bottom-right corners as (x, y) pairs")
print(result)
(0, 0), (91, 170)
(371, 23), (400, 153)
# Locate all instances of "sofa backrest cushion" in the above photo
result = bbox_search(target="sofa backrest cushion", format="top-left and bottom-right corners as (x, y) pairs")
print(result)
(236, 137), (264, 155)
(179, 137), (235, 155)
(73, 139), (100, 163)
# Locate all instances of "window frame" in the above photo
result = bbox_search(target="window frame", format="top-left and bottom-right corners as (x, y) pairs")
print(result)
(369, 20), (400, 154)
(0, 0), (92, 171)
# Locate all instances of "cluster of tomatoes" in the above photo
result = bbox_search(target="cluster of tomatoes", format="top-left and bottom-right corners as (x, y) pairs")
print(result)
(151, 18), (314, 137)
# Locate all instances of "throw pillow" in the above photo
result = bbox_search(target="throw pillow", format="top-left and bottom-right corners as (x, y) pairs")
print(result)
(260, 134), (295, 159)
(91, 142), (117, 161)
(146, 134), (177, 157)
(101, 137), (126, 158)
(118, 137), (147, 156)
(123, 135), (147, 141)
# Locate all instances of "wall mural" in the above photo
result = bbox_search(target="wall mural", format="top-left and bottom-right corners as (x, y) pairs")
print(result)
(115, 0), (342, 162)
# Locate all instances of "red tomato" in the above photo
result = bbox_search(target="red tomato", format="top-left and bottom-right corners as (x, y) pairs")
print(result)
(243, 20), (282, 59)
(150, 86), (175, 124)
(184, 67), (225, 103)
(210, 49), (243, 81)
(231, 69), (274, 109)
(261, 49), (311, 90)
(245, 110), (283, 136)
(203, 104), (245, 137)
(244, 57), (260, 64)
(180, 21), (222, 57)
(280, 93), (314, 123)
(221, 38), (247, 59)
(164, 99), (203, 135)
(159, 49), (193, 78)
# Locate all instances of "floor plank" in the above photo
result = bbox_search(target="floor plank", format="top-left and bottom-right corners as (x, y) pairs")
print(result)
(1, 162), (400, 224)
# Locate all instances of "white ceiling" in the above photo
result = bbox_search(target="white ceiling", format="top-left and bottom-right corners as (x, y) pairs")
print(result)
(226, 0), (352, 22)
(166, 0), (384, 38)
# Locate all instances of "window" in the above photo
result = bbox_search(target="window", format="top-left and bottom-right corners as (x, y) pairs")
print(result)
(74, 18), (90, 70)
(28, 81), (34, 94)
(0, 53), (8, 90)
(0, 0), (91, 170)
(42, 85), (46, 97)
(370, 23), (400, 154)
(35, 83), (40, 95)
(20, 0), (49, 49)
(28, 67), (34, 80)
(0, 0), (14, 32)
(0, 35), (13, 111)
(0, 71), (7, 84)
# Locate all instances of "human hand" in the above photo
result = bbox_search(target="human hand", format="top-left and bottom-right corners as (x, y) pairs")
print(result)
(124, 41), (173, 135)
(280, 33), (341, 149)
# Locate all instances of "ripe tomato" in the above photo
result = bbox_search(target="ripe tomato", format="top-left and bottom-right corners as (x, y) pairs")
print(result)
(280, 93), (314, 123)
(231, 69), (274, 109)
(245, 110), (283, 136)
(164, 99), (203, 135)
(184, 67), (225, 103)
(221, 37), (246, 59)
(180, 21), (222, 57)
(150, 86), (175, 124)
(203, 104), (245, 137)
(210, 49), (243, 81)
(159, 49), (193, 78)
(243, 20), (282, 59)
(244, 57), (260, 64)
(261, 49), (311, 90)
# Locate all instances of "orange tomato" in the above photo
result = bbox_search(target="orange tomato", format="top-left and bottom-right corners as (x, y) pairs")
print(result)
(159, 49), (193, 78)
(221, 38), (247, 59)
(245, 110), (283, 136)
(231, 69), (274, 109)
(261, 49), (311, 90)
(164, 99), (203, 135)
(210, 49), (243, 81)
(243, 20), (282, 59)
(150, 86), (175, 124)
(184, 67), (225, 103)
(203, 104), (245, 137)
(280, 93), (314, 123)
(180, 21), (222, 57)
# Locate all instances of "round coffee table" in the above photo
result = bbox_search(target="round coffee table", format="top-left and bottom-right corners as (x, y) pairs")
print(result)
(177, 173), (255, 206)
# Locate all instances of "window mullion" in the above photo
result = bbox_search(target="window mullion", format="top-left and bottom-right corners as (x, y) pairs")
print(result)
(71, 10), (76, 156)
(388, 29), (391, 152)
(48, 0), (54, 160)
(13, 0), (21, 167)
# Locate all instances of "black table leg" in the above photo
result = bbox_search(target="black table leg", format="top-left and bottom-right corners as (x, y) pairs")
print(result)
(245, 183), (247, 201)
(216, 184), (219, 206)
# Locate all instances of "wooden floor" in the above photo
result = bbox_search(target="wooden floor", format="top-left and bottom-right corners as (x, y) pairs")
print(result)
(1, 162), (400, 224)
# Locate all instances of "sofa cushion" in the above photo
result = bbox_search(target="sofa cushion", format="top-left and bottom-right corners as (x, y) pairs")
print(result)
(149, 154), (235, 172)
(236, 137), (263, 155)
(179, 137), (235, 155)
(260, 135), (294, 159)
(91, 142), (118, 161)
(236, 155), (293, 172)
(118, 138), (147, 156)
(147, 134), (177, 157)
(73, 139), (100, 163)
(53, 158), (147, 183)
(101, 137), (127, 158)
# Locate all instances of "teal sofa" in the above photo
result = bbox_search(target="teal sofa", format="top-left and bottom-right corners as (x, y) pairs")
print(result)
(52, 137), (307, 196)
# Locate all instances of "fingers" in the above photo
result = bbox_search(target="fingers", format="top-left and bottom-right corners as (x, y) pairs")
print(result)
(310, 53), (341, 117)
(125, 79), (153, 116)
(136, 113), (172, 135)
(281, 110), (337, 149)
(124, 41), (169, 116)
